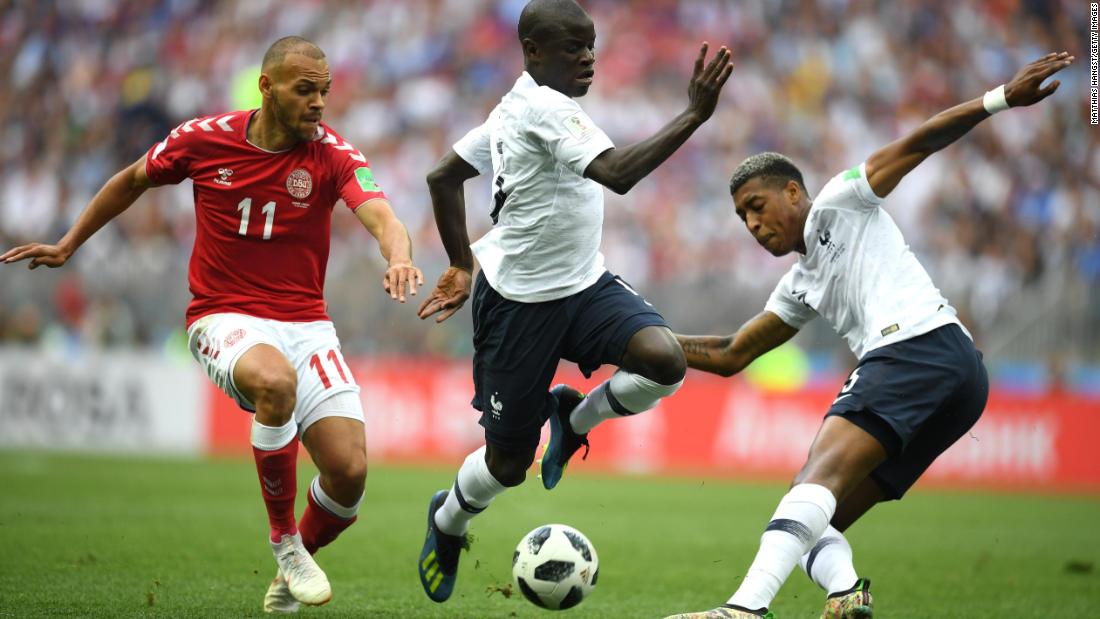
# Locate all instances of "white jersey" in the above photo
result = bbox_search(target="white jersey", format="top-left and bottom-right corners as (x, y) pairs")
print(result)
(764, 162), (969, 359)
(453, 72), (615, 302)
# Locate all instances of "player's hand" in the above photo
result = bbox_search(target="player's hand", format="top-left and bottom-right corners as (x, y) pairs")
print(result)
(1, 243), (72, 269)
(417, 266), (472, 323)
(383, 260), (424, 304)
(1004, 51), (1073, 108)
(686, 42), (733, 122)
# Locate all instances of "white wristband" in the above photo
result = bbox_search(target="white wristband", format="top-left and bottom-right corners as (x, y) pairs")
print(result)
(982, 84), (1009, 115)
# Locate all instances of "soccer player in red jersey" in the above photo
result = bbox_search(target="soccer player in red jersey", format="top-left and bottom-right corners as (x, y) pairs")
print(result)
(2, 36), (423, 612)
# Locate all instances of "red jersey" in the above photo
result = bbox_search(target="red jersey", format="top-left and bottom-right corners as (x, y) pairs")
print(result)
(144, 111), (386, 327)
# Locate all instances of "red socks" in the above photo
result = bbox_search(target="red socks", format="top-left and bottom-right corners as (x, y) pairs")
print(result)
(299, 483), (357, 554)
(252, 440), (299, 542)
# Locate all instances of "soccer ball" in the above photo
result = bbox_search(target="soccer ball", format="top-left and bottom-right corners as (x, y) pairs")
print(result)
(512, 524), (599, 610)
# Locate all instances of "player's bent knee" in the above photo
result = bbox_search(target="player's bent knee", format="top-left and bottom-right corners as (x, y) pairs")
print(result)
(624, 328), (687, 385)
(485, 446), (534, 488)
(327, 464), (366, 499)
(608, 369), (684, 414)
(245, 368), (298, 422)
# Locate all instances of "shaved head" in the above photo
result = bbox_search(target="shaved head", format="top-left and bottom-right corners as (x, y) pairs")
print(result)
(261, 36), (325, 72)
(518, 0), (590, 43)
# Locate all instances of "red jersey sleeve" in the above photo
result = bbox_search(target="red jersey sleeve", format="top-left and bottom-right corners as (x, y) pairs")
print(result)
(145, 119), (205, 185)
(318, 126), (387, 211)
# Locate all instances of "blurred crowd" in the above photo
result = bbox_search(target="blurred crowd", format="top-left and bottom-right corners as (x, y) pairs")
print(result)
(0, 0), (1097, 384)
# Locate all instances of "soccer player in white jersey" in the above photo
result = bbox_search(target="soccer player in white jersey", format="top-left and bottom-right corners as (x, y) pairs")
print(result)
(665, 52), (1074, 619)
(414, 0), (732, 603)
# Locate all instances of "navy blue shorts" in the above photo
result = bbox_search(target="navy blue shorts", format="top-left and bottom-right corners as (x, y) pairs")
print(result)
(470, 270), (668, 451)
(827, 324), (988, 499)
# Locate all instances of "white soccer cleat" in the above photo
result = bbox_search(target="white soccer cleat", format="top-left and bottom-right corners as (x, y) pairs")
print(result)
(263, 569), (300, 614)
(270, 533), (332, 607)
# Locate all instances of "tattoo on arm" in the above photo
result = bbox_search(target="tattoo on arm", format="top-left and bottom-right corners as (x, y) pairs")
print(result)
(683, 340), (713, 359)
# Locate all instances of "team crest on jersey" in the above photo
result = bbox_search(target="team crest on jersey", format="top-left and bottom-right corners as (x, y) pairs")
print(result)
(816, 226), (847, 264)
(286, 168), (313, 200)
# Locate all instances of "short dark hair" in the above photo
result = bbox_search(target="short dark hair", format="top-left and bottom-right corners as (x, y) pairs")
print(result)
(518, 0), (588, 43)
(262, 36), (325, 71)
(729, 152), (807, 196)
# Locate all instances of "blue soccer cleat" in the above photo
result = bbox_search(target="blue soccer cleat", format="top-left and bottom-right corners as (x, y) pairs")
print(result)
(540, 384), (590, 490)
(418, 489), (469, 603)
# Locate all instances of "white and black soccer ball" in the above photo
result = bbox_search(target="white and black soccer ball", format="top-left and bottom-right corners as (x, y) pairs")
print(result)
(512, 524), (599, 610)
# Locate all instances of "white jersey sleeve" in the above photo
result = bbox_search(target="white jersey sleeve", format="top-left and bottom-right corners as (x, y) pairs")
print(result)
(528, 99), (614, 178)
(453, 122), (492, 175)
(816, 162), (884, 211)
(764, 267), (817, 330)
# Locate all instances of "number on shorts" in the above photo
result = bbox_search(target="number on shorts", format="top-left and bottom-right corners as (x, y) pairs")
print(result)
(840, 367), (862, 394)
(309, 349), (349, 389)
(832, 367), (862, 404)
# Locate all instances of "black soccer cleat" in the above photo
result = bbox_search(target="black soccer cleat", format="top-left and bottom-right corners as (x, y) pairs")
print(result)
(539, 384), (590, 490)
(417, 490), (470, 602)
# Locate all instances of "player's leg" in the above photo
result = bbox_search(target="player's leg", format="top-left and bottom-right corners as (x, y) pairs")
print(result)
(809, 326), (986, 618)
(667, 418), (886, 619)
(298, 408), (367, 555)
(568, 325), (686, 427)
(727, 417), (887, 612)
(420, 272), (565, 601)
(259, 321), (371, 610)
(791, 476), (881, 619)
(544, 273), (682, 489)
(565, 275), (685, 435)
(794, 475), (882, 588)
(234, 344), (301, 542)
(188, 314), (328, 610)
(190, 315), (303, 546)
(237, 343), (333, 609)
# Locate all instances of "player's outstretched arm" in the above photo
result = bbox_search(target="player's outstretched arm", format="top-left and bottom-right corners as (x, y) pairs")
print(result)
(354, 198), (424, 304)
(675, 311), (798, 377)
(1, 155), (154, 269)
(865, 51), (1073, 199)
(583, 42), (733, 195)
(418, 150), (480, 323)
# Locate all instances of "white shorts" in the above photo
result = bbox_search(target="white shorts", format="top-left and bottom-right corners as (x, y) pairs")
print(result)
(187, 313), (363, 434)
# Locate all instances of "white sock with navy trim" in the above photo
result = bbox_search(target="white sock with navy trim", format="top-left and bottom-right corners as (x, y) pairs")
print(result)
(569, 370), (683, 434)
(800, 525), (858, 595)
(728, 483), (837, 611)
(434, 446), (505, 536)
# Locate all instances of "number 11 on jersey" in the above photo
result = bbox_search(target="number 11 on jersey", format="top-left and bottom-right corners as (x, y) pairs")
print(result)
(237, 197), (275, 239)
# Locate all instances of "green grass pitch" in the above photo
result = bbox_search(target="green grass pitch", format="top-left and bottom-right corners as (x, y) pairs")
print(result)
(1, 451), (1097, 618)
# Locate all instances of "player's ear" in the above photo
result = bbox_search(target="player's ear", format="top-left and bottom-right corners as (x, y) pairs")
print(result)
(784, 179), (801, 206)
(522, 38), (540, 66)
(258, 72), (274, 100)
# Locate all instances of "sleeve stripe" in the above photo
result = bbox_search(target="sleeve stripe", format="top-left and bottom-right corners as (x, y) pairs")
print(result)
(321, 132), (367, 164)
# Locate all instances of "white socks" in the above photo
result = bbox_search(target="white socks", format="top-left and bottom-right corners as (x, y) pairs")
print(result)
(434, 446), (506, 536)
(729, 484), (837, 611)
(800, 525), (858, 595)
(250, 418), (297, 450)
(569, 370), (683, 434)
